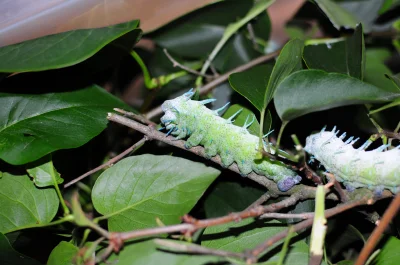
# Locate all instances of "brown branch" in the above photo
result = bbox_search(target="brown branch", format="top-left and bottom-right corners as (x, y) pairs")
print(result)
(247, 196), (375, 263)
(245, 192), (273, 210)
(144, 50), (281, 120)
(113, 108), (156, 126)
(163, 49), (213, 78)
(260, 212), (314, 220)
(355, 193), (400, 265)
(64, 137), (147, 188)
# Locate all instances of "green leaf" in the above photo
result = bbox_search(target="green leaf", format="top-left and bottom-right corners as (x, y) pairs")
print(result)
(203, 181), (265, 218)
(92, 155), (220, 232)
(379, 0), (400, 14)
(364, 49), (398, 92)
(0, 85), (128, 165)
(102, 239), (221, 265)
(311, 0), (360, 31)
(274, 70), (400, 121)
(222, 104), (261, 136)
(0, 173), (59, 234)
(0, 20), (140, 72)
(201, 219), (313, 264)
(229, 64), (274, 111)
(265, 38), (304, 106)
(47, 241), (78, 265)
(373, 236), (400, 265)
(26, 156), (63, 188)
(303, 24), (364, 80)
(386, 73), (400, 90)
(0, 232), (42, 265)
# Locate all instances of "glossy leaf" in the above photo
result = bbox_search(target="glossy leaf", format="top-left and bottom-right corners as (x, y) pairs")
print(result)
(312, 0), (359, 31)
(0, 232), (42, 265)
(386, 73), (400, 90)
(47, 241), (78, 265)
(222, 104), (261, 136)
(201, 219), (315, 264)
(103, 239), (221, 265)
(92, 155), (220, 231)
(203, 181), (264, 218)
(0, 173), (59, 234)
(274, 70), (400, 121)
(0, 20), (140, 72)
(0, 85), (128, 165)
(229, 64), (274, 111)
(26, 156), (63, 188)
(373, 236), (400, 265)
(303, 24), (364, 80)
(265, 38), (304, 105)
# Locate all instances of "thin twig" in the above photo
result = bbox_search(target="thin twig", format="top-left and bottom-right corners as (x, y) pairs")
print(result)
(144, 50), (281, 120)
(163, 49), (213, 78)
(114, 108), (156, 126)
(260, 212), (314, 220)
(247, 196), (374, 263)
(246, 192), (273, 210)
(155, 239), (246, 259)
(64, 137), (148, 188)
(355, 193), (400, 265)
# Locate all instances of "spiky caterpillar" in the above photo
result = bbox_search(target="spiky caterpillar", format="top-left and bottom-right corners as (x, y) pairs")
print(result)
(304, 127), (400, 194)
(160, 90), (302, 192)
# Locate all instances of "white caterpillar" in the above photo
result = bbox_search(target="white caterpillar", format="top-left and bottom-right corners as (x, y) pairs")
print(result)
(304, 127), (400, 194)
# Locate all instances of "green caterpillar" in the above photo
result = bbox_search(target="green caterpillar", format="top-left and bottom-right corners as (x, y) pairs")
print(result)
(160, 90), (301, 191)
(304, 127), (400, 194)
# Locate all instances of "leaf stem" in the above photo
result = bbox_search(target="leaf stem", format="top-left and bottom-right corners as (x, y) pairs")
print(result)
(54, 178), (70, 215)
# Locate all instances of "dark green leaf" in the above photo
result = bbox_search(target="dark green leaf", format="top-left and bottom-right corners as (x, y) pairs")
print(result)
(229, 64), (274, 111)
(312, 0), (360, 31)
(92, 155), (220, 231)
(386, 73), (400, 90)
(373, 236), (400, 265)
(203, 181), (264, 218)
(47, 241), (78, 265)
(379, 0), (400, 14)
(26, 156), (63, 188)
(102, 239), (221, 265)
(0, 173), (59, 234)
(303, 24), (364, 80)
(274, 70), (400, 121)
(265, 38), (304, 105)
(364, 49), (398, 92)
(0, 20), (140, 72)
(222, 104), (261, 136)
(152, 1), (253, 58)
(0, 232), (42, 265)
(201, 219), (314, 264)
(0, 85), (128, 165)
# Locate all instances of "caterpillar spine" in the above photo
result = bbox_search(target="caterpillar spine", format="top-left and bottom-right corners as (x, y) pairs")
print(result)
(160, 90), (301, 191)
(304, 127), (400, 194)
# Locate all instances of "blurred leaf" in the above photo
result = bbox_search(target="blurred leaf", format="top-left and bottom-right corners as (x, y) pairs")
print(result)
(0, 20), (140, 72)
(364, 49), (398, 92)
(373, 236), (400, 265)
(274, 70), (400, 121)
(203, 181), (265, 218)
(310, 186), (326, 261)
(26, 156), (63, 188)
(0, 173), (59, 234)
(303, 24), (364, 80)
(229, 64), (274, 111)
(103, 239), (221, 265)
(47, 241), (78, 265)
(71, 192), (92, 227)
(152, 1), (253, 58)
(0, 85), (128, 165)
(379, 0), (400, 14)
(0, 232), (42, 265)
(222, 104), (262, 136)
(311, 0), (360, 31)
(92, 155), (220, 231)
(202, 219), (319, 264)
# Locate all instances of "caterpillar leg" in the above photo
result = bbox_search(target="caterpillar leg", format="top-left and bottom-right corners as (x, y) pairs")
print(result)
(220, 151), (234, 168)
(184, 132), (204, 149)
(204, 139), (217, 159)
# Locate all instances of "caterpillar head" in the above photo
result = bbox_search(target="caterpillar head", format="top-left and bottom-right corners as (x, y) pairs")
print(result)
(161, 90), (195, 129)
(304, 131), (336, 154)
